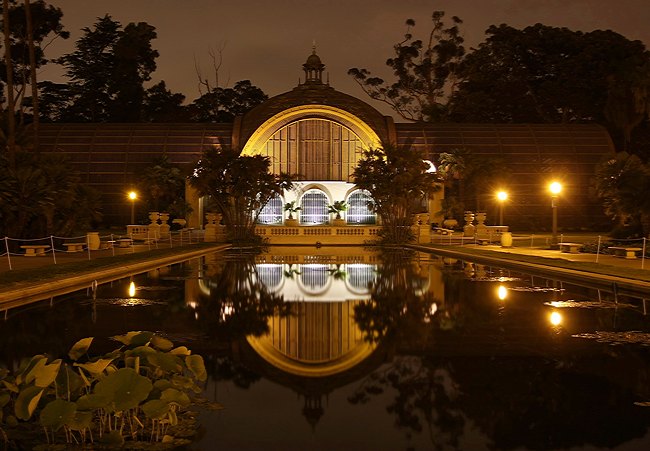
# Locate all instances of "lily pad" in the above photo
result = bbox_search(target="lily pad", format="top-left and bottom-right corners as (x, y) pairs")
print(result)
(151, 335), (174, 352)
(15, 386), (44, 420)
(161, 388), (190, 407)
(142, 398), (169, 419)
(111, 331), (154, 347)
(40, 399), (76, 431)
(74, 358), (115, 376)
(68, 337), (94, 361)
(186, 355), (207, 382)
(94, 367), (152, 411)
(76, 393), (111, 410)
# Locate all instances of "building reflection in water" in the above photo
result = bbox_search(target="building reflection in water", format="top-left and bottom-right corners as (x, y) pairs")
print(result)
(185, 248), (445, 427)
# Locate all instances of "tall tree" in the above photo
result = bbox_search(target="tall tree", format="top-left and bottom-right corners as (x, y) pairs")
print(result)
(189, 146), (294, 244)
(1, 0), (68, 124)
(142, 81), (188, 122)
(352, 142), (441, 244)
(2, 0), (16, 167)
(51, 15), (158, 122)
(189, 80), (267, 122)
(137, 155), (190, 218)
(348, 11), (465, 122)
(451, 24), (650, 139)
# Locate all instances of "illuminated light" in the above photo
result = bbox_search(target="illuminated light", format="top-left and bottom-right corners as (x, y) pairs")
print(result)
(496, 191), (508, 201)
(549, 311), (563, 326)
(497, 285), (508, 300)
(128, 191), (137, 200)
(128, 281), (136, 298)
(549, 182), (562, 195)
(423, 160), (437, 173)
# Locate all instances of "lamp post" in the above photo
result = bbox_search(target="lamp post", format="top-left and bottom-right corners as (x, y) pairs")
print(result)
(549, 182), (562, 248)
(496, 191), (508, 226)
(128, 191), (137, 224)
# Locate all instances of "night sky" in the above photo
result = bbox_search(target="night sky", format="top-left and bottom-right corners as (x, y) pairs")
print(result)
(45, 0), (650, 116)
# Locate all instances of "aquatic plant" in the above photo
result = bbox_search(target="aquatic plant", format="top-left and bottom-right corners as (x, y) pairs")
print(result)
(0, 331), (209, 448)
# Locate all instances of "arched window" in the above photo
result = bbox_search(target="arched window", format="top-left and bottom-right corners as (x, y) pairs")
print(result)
(346, 190), (375, 224)
(258, 193), (283, 224)
(300, 190), (329, 225)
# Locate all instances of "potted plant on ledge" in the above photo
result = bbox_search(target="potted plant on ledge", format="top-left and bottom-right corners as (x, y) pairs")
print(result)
(284, 201), (301, 226)
(328, 200), (348, 226)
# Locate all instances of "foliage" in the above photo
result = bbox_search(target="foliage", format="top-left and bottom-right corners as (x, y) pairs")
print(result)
(348, 11), (465, 122)
(0, 150), (101, 237)
(189, 80), (267, 122)
(595, 152), (650, 237)
(42, 15), (160, 122)
(0, 331), (208, 448)
(0, 0), (69, 117)
(189, 146), (294, 244)
(327, 200), (348, 220)
(352, 142), (441, 244)
(451, 24), (650, 151)
(437, 147), (506, 218)
(283, 200), (301, 220)
(137, 155), (191, 219)
(142, 81), (189, 122)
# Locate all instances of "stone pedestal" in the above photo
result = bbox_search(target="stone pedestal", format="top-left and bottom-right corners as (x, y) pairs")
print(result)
(463, 211), (475, 237)
(148, 212), (161, 240)
(475, 212), (488, 238)
(159, 212), (170, 238)
(500, 231), (513, 248)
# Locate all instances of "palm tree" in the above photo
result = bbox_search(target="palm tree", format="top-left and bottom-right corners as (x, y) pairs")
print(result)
(595, 152), (650, 237)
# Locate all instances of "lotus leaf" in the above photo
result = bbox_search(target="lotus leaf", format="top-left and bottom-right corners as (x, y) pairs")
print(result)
(142, 399), (169, 419)
(148, 352), (182, 373)
(170, 346), (191, 356)
(15, 386), (44, 420)
(32, 359), (62, 388)
(112, 331), (154, 347)
(74, 358), (115, 376)
(68, 337), (94, 361)
(186, 355), (207, 382)
(76, 393), (111, 410)
(151, 335), (174, 351)
(67, 410), (93, 431)
(55, 365), (85, 396)
(126, 345), (156, 359)
(94, 368), (153, 411)
(99, 430), (125, 446)
(0, 392), (9, 407)
(161, 388), (190, 408)
(40, 399), (76, 431)
(19, 355), (47, 385)
(154, 379), (172, 391)
(2, 380), (18, 393)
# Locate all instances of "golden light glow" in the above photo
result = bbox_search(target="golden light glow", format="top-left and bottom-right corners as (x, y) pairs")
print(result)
(128, 191), (137, 200)
(128, 281), (136, 298)
(549, 311), (563, 326)
(497, 285), (508, 300)
(549, 182), (562, 195)
(496, 191), (508, 202)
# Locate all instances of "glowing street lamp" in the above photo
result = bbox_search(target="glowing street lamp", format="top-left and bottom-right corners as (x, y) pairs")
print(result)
(128, 190), (137, 224)
(549, 182), (562, 247)
(496, 191), (508, 226)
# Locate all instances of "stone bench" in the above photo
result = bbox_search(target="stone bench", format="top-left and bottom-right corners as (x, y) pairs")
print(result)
(63, 242), (85, 252)
(609, 246), (643, 259)
(116, 239), (133, 248)
(560, 242), (582, 254)
(433, 227), (454, 235)
(21, 244), (50, 256)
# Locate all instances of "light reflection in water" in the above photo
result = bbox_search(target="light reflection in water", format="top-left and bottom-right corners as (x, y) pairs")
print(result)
(497, 285), (508, 301)
(549, 311), (563, 326)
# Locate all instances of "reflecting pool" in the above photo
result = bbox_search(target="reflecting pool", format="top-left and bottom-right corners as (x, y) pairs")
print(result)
(2, 247), (650, 450)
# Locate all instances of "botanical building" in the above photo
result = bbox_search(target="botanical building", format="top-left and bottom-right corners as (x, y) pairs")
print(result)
(38, 51), (614, 231)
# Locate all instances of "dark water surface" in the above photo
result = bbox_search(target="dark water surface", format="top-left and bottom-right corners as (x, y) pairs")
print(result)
(2, 247), (650, 450)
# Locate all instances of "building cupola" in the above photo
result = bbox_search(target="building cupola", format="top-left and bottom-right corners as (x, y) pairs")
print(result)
(302, 44), (325, 85)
